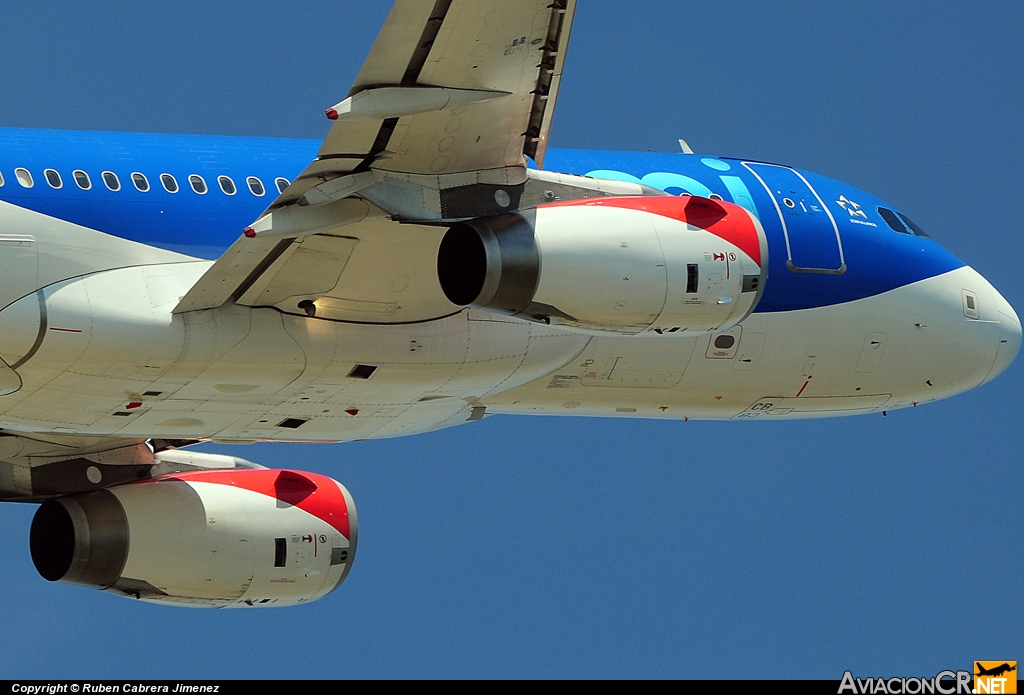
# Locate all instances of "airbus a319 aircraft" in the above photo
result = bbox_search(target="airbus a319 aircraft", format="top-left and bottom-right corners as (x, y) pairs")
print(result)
(0, 0), (1017, 608)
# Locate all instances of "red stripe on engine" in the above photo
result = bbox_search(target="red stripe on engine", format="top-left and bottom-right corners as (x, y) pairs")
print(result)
(543, 196), (762, 267)
(159, 469), (352, 539)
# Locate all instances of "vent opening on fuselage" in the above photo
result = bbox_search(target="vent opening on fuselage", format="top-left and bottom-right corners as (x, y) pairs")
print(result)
(347, 364), (378, 380)
(686, 264), (699, 294)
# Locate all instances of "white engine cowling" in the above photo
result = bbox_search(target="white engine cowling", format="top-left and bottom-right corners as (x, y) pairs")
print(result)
(437, 196), (768, 336)
(30, 469), (357, 608)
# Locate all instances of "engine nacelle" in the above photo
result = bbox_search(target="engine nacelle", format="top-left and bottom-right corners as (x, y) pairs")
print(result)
(437, 196), (767, 336)
(30, 469), (357, 608)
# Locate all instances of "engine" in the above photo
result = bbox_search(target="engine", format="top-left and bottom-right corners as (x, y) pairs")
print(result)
(29, 469), (357, 608)
(437, 196), (767, 336)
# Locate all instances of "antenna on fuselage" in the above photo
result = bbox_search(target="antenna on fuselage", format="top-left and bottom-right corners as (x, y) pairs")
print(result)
(678, 139), (694, 154)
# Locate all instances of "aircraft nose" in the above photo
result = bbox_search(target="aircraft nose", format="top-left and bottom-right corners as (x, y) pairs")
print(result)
(984, 285), (1021, 384)
(917, 266), (1020, 399)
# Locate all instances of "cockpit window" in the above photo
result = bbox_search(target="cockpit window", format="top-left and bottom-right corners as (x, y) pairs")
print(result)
(877, 206), (931, 238)
(878, 207), (911, 234)
(897, 212), (929, 238)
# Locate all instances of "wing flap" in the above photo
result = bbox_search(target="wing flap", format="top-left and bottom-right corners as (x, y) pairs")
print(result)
(235, 234), (358, 309)
(174, 198), (460, 323)
(173, 199), (372, 313)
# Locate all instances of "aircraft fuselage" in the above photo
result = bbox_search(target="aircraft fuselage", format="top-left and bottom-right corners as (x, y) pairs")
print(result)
(0, 127), (1017, 446)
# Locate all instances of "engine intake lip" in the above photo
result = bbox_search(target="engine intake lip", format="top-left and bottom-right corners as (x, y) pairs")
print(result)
(30, 499), (76, 581)
(437, 223), (488, 306)
(30, 491), (129, 588)
(437, 214), (540, 314)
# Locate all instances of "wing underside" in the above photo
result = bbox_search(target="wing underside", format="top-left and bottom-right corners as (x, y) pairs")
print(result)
(0, 433), (238, 501)
(174, 0), (578, 322)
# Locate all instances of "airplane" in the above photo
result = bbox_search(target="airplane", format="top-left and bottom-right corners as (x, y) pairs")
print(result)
(0, 0), (1018, 609)
(976, 663), (1017, 678)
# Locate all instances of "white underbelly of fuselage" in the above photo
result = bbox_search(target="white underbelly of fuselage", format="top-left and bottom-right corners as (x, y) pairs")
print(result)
(485, 265), (1007, 421)
(0, 264), (1007, 442)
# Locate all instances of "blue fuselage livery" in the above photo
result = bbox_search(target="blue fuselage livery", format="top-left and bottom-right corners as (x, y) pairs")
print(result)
(0, 127), (962, 314)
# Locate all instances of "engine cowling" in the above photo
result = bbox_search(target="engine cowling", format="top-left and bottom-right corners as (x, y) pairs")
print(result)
(29, 469), (357, 608)
(437, 196), (767, 336)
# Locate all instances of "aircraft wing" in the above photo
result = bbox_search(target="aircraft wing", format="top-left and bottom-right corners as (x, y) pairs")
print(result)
(0, 433), (255, 501)
(174, 0), (577, 323)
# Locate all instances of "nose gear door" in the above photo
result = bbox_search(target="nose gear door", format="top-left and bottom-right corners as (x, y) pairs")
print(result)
(743, 163), (846, 275)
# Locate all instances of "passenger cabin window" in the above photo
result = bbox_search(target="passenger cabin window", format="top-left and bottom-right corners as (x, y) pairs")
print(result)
(15, 168), (34, 188)
(73, 170), (92, 190)
(44, 169), (63, 189)
(878, 207), (911, 234)
(275, 177), (290, 194)
(102, 171), (121, 191)
(160, 174), (178, 193)
(218, 175), (236, 195)
(131, 172), (150, 192)
(189, 174), (208, 194)
(247, 176), (265, 196)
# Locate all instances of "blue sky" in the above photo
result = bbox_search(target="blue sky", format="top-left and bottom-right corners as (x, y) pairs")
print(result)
(0, 1), (1021, 679)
